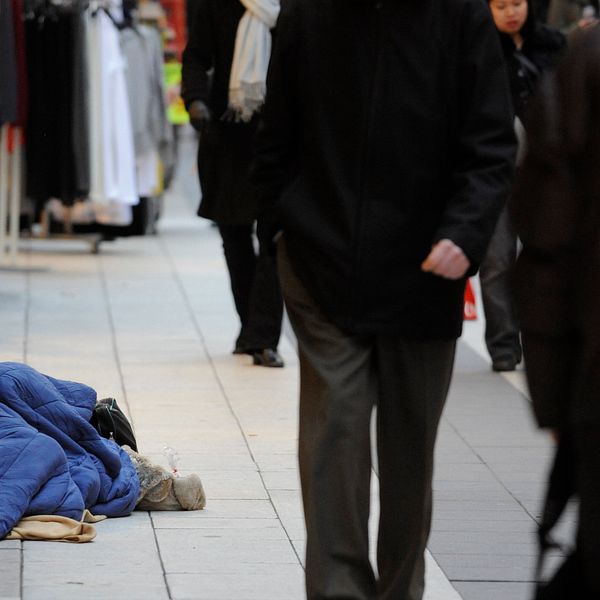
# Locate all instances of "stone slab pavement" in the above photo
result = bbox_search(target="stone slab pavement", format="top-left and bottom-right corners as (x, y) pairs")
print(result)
(0, 132), (573, 599)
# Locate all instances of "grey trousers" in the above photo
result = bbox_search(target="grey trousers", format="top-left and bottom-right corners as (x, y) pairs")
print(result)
(479, 206), (522, 364)
(277, 241), (456, 600)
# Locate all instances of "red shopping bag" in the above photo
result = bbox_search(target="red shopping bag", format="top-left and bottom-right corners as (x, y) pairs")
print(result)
(463, 279), (477, 321)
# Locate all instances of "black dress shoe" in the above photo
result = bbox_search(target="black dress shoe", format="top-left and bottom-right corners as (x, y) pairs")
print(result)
(492, 358), (518, 372)
(252, 349), (284, 368)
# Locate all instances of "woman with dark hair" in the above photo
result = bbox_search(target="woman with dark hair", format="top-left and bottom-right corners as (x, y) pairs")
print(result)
(479, 0), (565, 372)
(490, 0), (565, 116)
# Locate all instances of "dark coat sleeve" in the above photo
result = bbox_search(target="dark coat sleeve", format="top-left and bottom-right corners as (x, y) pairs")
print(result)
(510, 75), (581, 429)
(181, 0), (213, 110)
(251, 5), (299, 214)
(512, 28), (600, 429)
(433, 0), (517, 273)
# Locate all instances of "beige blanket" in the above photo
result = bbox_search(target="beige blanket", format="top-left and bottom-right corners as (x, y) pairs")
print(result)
(6, 511), (106, 543)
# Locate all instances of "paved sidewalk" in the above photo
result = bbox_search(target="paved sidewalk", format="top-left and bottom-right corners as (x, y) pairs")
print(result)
(0, 134), (570, 600)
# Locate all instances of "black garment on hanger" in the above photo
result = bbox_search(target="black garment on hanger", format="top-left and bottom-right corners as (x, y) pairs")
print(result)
(0, 0), (18, 125)
(25, 9), (87, 213)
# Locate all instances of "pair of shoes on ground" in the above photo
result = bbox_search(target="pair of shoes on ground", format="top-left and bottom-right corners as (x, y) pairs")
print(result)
(232, 346), (284, 368)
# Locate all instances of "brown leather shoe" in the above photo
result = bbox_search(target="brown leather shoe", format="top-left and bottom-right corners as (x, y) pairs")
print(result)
(252, 349), (284, 368)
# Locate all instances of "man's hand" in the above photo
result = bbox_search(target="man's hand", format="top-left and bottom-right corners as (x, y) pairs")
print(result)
(421, 239), (470, 280)
(188, 100), (211, 132)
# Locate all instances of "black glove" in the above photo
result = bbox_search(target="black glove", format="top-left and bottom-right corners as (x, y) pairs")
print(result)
(257, 209), (283, 258)
(188, 100), (211, 132)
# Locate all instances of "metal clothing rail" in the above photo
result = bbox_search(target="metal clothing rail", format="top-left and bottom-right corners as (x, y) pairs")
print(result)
(0, 124), (23, 267)
(0, 123), (102, 263)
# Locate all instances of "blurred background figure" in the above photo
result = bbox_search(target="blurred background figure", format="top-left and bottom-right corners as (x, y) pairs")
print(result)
(544, 0), (598, 31)
(480, 0), (565, 372)
(181, 0), (284, 368)
(511, 24), (600, 597)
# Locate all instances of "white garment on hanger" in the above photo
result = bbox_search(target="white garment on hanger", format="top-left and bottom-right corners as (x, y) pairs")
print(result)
(87, 9), (138, 226)
(136, 148), (159, 197)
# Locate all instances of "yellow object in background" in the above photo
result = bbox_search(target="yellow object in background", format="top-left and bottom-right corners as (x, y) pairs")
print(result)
(164, 62), (189, 125)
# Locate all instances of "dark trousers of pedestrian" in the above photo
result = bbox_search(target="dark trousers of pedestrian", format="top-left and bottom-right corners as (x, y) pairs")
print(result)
(575, 418), (600, 596)
(479, 206), (522, 366)
(218, 222), (283, 352)
(277, 240), (456, 600)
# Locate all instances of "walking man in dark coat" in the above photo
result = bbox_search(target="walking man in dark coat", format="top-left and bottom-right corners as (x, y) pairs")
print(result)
(252, 1), (516, 598)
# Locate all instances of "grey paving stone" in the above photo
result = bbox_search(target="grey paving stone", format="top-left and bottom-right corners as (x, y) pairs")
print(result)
(433, 509), (533, 522)
(167, 565), (305, 600)
(444, 565), (535, 582)
(470, 446), (552, 466)
(428, 538), (536, 557)
(433, 552), (537, 570)
(156, 530), (300, 573)
(158, 524), (287, 541)
(260, 469), (302, 491)
(433, 489), (516, 502)
(452, 581), (534, 600)
(21, 514), (168, 599)
(150, 516), (279, 530)
(431, 518), (535, 533)
(433, 500), (524, 512)
(0, 549), (21, 598)
(179, 499), (278, 519)
(429, 529), (537, 547)
(432, 479), (506, 492)
(23, 581), (169, 600)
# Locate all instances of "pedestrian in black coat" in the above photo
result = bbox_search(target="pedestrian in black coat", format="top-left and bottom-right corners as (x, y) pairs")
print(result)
(479, 0), (565, 372)
(182, 0), (284, 367)
(252, 0), (516, 597)
(511, 25), (600, 596)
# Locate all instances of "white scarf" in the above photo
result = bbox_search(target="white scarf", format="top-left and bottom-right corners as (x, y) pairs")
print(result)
(228, 0), (280, 122)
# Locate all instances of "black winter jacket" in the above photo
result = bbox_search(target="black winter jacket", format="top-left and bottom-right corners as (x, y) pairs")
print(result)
(497, 21), (566, 117)
(253, 0), (516, 339)
(181, 0), (262, 225)
(181, 0), (244, 118)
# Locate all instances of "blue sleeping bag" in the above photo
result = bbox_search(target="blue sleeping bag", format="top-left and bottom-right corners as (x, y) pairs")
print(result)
(0, 363), (140, 539)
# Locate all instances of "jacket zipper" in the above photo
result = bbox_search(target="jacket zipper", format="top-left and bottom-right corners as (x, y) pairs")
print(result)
(351, 1), (384, 328)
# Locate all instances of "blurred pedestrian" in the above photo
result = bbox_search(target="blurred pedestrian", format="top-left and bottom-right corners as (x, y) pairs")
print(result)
(182, 0), (284, 368)
(480, 0), (565, 372)
(547, 0), (598, 30)
(511, 24), (600, 597)
(252, 1), (516, 597)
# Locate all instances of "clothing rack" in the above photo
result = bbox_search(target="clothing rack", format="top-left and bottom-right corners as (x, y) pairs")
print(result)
(0, 124), (103, 259)
(33, 209), (103, 255)
(9, 0), (172, 252)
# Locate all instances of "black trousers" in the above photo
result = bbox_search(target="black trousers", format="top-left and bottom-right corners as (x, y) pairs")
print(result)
(218, 222), (283, 351)
(479, 206), (522, 363)
(278, 240), (456, 600)
(575, 419), (600, 596)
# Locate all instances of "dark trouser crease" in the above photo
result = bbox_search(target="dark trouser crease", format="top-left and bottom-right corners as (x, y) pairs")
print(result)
(278, 239), (456, 600)
(479, 206), (521, 363)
